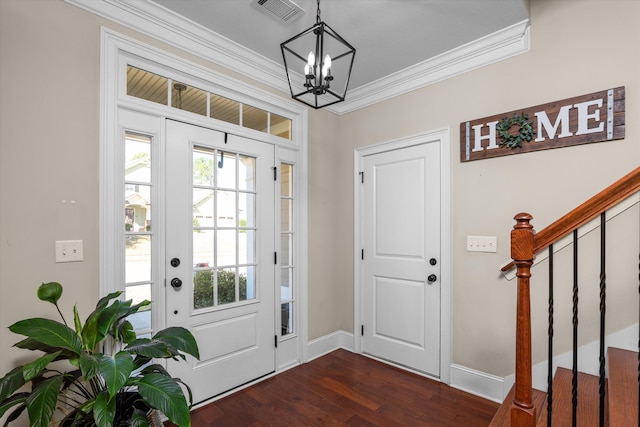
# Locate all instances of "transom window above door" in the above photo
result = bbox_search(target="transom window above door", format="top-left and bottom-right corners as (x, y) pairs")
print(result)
(126, 65), (292, 140)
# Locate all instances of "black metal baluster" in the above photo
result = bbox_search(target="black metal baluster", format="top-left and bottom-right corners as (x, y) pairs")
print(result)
(548, 244), (554, 427)
(637, 250), (639, 427)
(572, 230), (579, 427)
(598, 213), (606, 427)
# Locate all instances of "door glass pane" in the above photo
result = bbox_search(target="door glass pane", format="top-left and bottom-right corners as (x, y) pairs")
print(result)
(280, 268), (292, 300)
(125, 235), (151, 283)
(240, 266), (255, 301)
(193, 269), (214, 309)
(193, 149), (215, 186)
(217, 191), (236, 227)
(217, 268), (236, 305)
(281, 199), (291, 231)
(193, 230), (214, 268)
(281, 302), (293, 335)
(217, 230), (236, 266)
(239, 193), (255, 228)
(217, 152), (236, 189)
(239, 230), (255, 265)
(281, 164), (292, 197)
(281, 234), (292, 267)
(193, 189), (214, 228)
(239, 155), (255, 191)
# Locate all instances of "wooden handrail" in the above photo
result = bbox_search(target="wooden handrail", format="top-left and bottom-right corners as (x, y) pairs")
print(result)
(507, 166), (640, 426)
(501, 166), (640, 272)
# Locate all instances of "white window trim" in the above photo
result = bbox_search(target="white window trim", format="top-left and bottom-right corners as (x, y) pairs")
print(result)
(100, 28), (309, 366)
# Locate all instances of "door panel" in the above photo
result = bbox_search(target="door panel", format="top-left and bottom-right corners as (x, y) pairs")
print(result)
(165, 120), (275, 403)
(362, 142), (440, 377)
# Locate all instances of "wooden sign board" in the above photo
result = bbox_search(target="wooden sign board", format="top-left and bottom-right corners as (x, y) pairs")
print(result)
(460, 87), (625, 162)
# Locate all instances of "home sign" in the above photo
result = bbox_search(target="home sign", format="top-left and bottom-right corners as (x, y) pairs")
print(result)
(460, 86), (625, 162)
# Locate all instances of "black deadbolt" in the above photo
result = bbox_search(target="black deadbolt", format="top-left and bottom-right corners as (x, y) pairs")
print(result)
(429, 258), (437, 266)
(171, 278), (182, 289)
(170, 257), (181, 267)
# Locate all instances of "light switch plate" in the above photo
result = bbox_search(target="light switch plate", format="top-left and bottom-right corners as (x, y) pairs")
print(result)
(55, 240), (83, 262)
(467, 236), (497, 253)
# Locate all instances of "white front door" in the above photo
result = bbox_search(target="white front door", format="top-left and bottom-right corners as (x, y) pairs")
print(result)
(165, 120), (275, 403)
(361, 142), (441, 377)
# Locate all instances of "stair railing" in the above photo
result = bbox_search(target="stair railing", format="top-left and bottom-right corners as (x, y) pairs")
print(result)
(503, 166), (640, 427)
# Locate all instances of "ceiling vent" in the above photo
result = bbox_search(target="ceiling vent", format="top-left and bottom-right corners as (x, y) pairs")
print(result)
(251, 0), (305, 23)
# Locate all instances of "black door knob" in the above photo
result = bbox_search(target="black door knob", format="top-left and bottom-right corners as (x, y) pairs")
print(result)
(171, 278), (182, 289)
(427, 274), (437, 284)
(170, 257), (181, 267)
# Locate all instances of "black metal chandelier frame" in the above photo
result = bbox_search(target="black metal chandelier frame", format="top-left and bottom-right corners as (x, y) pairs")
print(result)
(280, 0), (356, 109)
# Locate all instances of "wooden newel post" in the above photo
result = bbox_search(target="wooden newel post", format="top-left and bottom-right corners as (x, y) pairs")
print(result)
(510, 213), (536, 427)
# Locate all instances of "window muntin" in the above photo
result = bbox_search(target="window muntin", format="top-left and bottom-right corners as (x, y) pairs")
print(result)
(192, 146), (259, 310)
(126, 65), (292, 140)
(280, 163), (294, 336)
(124, 132), (153, 335)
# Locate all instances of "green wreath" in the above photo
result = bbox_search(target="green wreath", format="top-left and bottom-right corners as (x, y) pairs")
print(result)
(496, 112), (534, 148)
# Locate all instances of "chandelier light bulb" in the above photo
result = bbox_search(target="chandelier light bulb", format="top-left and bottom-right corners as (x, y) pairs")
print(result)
(307, 51), (315, 67)
(322, 54), (332, 78)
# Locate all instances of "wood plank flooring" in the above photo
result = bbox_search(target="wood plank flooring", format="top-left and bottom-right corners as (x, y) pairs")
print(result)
(166, 349), (499, 426)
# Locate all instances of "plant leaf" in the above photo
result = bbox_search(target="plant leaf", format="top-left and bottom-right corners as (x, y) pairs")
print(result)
(73, 305), (83, 337)
(0, 366), (25, 402)
(36, 282), (63, 305)
(22, 352), (62, 382)
(137, 373), (191, 427)
(118, 320), (137, 344)
(79, 352), (101, 381)
(93, 390), (116, 427)
(129, 408), (150, 427)
(0, 392), (27, 419)
(153, 327), (200, 360)
(10, 318), (82, 355)
(95, 291), (122, 309)
(25, 375), (63, 427)
(99, 352), (134, 398)
(124, 338), (171, 359)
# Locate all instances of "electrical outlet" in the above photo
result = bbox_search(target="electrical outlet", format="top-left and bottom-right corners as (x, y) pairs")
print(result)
(467, 236), (497, 253)
(55, 240), (84, 262)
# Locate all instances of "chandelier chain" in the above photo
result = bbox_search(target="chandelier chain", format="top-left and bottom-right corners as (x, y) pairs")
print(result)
(316, 0), (321, 23)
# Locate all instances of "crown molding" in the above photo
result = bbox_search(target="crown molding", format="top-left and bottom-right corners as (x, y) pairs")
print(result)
(333, 20), (531, 114)
(65, 0), (530, 115)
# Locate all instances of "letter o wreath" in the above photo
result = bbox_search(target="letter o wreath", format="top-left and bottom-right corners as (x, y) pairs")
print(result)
(496, 113), (535, 148)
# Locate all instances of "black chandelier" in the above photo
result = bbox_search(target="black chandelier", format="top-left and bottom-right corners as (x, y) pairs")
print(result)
(280, 0), (356, 109)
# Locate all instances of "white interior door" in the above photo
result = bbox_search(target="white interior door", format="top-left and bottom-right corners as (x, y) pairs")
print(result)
(361, 142), (441, 377)
(165, 120), (275, 403)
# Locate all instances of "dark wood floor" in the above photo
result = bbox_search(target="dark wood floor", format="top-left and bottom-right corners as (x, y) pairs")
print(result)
(166, 349), (499, 426)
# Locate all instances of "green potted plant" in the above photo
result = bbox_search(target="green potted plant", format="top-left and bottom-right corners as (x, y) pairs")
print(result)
(0, 282), (199, 427)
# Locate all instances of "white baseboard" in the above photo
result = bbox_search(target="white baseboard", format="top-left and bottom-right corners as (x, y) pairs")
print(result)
(450, 364), (508, 403)
(307, 330), (355, 361)
(306, 324), (639, 405)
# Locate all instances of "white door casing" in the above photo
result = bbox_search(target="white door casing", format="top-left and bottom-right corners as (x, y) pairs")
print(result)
(355, 130), (451, 382)
(165, 120), (275, 403)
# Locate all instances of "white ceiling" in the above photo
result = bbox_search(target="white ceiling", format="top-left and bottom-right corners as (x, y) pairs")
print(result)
(151, 0), (530, 90)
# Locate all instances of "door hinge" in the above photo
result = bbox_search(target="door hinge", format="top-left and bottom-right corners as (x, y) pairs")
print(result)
(361, 325), (364, 336)
(359, 171), (364, 183)
(274, 252), (277, 264)
(361, 249), (364, 260)
(275, 335), (278, 348)
(273, 166), (277, 181)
